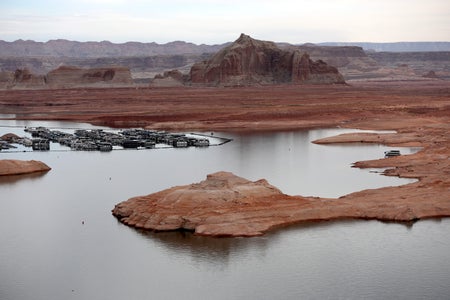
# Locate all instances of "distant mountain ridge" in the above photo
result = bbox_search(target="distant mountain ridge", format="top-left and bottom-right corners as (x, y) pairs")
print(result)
(1, 39), (449, 57)
(0, 39), (226, 57)
(318, 42), (450, 52)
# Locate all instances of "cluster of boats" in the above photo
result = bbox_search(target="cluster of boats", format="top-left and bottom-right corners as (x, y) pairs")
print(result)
(21, 127), (210, 151)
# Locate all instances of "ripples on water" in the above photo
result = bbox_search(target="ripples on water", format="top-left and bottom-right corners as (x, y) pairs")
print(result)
(0, 120), (448, 300)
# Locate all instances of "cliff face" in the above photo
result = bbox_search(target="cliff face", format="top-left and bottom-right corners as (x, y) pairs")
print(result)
(190, 34), (345, 86)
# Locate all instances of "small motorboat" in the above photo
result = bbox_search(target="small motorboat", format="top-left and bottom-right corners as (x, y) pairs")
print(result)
(384, 150), (401, 157)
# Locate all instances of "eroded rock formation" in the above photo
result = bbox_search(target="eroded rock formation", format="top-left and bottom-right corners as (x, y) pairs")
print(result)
(0, 159), (51, 176)
(0, 68), (46, 89)
(150, 69), (187, 87)
(189, 34), (345, 86)
(112, 122), (450, 237)
(0, 66), (134, 89)
(46, 66), (133, 88)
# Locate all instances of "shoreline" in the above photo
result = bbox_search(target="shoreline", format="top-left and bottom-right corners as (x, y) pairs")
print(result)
(1, 81), (449, 235)
(0, 159), (51, 176)
(111, 118), (449, 237)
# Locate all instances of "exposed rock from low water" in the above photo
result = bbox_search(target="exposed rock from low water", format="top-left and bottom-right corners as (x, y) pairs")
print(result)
(0, 159), (51, 176)
(112, 122), (450, 237)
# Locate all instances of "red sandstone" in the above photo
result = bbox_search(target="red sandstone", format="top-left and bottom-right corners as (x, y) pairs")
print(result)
(0, 80), (449, 236)
(0, 159), (51, 176)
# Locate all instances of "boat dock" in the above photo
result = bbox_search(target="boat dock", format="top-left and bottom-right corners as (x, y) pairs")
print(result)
(0, 127), (231, 152)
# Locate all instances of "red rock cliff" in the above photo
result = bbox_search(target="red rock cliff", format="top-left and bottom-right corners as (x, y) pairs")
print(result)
(190, 34), (345, 86)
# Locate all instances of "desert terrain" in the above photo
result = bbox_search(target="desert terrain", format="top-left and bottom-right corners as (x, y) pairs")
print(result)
(1, 79), (449, 236)
(0, 34), (448, 235)
(0, 80), (447, 131)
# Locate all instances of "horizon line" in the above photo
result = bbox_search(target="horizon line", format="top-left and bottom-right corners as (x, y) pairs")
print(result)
(2, 38), (450, 46)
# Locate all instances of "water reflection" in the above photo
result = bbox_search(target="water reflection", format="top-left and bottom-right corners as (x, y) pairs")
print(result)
(136, 230), (271, 269)
(226, 129), (417, 197)
(0, 171), (49, 185)
(2, 120), (444, 300)
(0, 114), (16, 119)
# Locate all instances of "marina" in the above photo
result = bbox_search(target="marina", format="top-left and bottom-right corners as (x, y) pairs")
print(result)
(0, 123), (445, 300)
(1, 116), (444, 300)
(1, 126), (231, 152)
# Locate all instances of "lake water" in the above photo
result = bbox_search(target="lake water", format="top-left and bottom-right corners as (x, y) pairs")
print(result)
(1, 120), (449, 300)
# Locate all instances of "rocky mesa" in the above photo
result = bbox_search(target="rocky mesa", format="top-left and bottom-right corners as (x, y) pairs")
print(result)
(1, 65), (133, 89)
(46, 66), (133, 88)
(188, 34), (345, 86)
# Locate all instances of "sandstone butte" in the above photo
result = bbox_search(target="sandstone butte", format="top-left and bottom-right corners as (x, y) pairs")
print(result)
(0, 159), (51, 176)
(190, 33), (345, 86)
(112, 121), (450, 237)
(154, 33), (345, 86)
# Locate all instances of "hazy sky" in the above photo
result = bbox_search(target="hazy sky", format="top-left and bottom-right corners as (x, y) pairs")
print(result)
(1, 0), (449, 44)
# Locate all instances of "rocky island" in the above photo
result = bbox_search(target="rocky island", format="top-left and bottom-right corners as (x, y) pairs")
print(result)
(0, 159), (51, 176)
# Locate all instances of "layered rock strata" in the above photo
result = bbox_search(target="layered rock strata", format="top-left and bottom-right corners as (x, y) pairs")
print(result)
(189, 34), (345, 86)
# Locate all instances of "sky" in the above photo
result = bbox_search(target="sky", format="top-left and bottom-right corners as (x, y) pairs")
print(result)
(1, 0), (449, 44)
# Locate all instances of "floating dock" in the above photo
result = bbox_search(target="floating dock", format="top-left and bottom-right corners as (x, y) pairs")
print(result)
(3, 127), (232, 152)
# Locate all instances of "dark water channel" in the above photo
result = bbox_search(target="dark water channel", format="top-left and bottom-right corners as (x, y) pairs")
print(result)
(1, 120), (449, 300)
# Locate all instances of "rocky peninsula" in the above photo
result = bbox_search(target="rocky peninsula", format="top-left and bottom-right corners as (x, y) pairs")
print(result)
(0, 159), (51, 176)
(112, 120), (449, 237)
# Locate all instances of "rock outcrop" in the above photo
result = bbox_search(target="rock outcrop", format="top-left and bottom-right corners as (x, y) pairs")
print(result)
(112, 121), (450, 237)
(0, 68), (46, 89)
(0, 159), (51, 176)
(0, 71), (14, 89)
(292, 44), (380, 79)
(190, 34), (345, 86)
(0, 66), (134, 89)
(112, 156), (450, 237)
(46, 66), (133, 88)
(150, 69), (187, 87)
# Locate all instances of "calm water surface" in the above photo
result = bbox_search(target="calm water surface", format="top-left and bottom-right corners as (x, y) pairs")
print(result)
(1, 120), (449, 300)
